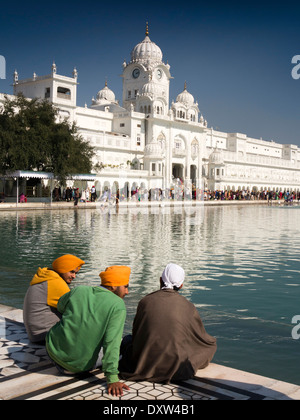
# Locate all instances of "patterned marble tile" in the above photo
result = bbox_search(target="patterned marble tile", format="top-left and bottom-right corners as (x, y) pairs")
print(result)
(0, 313), (299, 401)
(0, 317), (49, 379)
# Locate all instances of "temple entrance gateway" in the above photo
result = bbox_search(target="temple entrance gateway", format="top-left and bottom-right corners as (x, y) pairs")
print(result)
(172, 164), (184, 181)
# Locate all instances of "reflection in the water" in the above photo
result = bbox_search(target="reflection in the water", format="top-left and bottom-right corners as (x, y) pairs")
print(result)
(1, 205), (300, 385)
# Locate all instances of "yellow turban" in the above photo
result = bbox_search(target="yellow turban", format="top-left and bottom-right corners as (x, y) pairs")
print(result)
(52, 254), (85, 274)
(100, 266), (131, 287)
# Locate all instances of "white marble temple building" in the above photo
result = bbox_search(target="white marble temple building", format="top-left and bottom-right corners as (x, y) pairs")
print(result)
(2, 25), (300, 196)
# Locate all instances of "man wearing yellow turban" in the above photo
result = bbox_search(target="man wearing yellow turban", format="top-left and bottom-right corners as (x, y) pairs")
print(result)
(23, 254), (85, 343)
(46, 265), (131, 397)
(99, 265), (131, 298)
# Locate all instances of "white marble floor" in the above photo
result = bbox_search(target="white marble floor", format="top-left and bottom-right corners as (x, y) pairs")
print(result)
(0, 305), (299, 401)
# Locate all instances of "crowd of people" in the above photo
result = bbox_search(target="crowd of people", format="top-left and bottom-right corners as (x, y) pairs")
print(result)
(203, 189), (300, 202)
(52, 186), (98, 205)
(99, 186), (300, 204)
(96, 177), (300, 204)
(1, 183), (297, 206)
(23, 255), (217, 397)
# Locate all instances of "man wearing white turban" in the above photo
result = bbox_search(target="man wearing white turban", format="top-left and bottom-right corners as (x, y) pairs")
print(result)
(161, 263), (185, 290)
(120, 263), (217, 383)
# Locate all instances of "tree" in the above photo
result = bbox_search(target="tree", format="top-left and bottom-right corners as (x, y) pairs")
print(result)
(0, 94), (95, 184)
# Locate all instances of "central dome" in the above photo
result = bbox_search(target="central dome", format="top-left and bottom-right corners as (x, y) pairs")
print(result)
(130, 25), (163, 65)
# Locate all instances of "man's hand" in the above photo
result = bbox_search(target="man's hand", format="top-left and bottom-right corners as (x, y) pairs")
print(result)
(107, 381), (130, 397)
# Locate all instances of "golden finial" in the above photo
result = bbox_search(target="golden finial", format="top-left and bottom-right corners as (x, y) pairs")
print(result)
(184, 81), (187, 91)
(146, 22), (149, 36)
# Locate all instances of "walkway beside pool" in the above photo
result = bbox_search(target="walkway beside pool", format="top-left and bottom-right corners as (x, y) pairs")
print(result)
(0, 304), (299, 400)
(0, 199), (276, 212)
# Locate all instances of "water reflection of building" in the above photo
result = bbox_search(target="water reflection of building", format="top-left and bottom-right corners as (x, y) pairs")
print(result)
(2, 25), (300, 196)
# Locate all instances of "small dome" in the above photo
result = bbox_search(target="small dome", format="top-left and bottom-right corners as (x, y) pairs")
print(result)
(144, 140), (164, 158)
(95, 82), (116, 104)
(176, 82), (195, 107)
(142, 78), (156, 96)
(131, 25), (163, 65)
(209, 149), (224, 165)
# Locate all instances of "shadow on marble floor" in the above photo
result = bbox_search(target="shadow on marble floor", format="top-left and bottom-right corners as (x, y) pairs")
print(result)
(0, 316), (294, 400)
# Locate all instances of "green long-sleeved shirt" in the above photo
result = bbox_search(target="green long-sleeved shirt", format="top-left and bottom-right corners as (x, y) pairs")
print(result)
(46, 285), (126, 383)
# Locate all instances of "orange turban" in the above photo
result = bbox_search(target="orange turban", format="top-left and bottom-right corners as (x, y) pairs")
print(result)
(100, 266), (131, 287)
(52, 254), (85, 274)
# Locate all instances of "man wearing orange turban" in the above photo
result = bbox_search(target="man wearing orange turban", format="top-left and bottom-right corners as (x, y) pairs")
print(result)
(46, 265), (131, 398)
(23, 254), (85, 343)
(99, 266), (131, 299)
(52, 254), (85, 284)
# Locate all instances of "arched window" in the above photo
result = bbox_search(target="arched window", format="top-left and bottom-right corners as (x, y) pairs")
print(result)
(57, 87), (71, 99)
(175, 139), (182, 149)
(191, 139), (199, 155)
(157, 132), (166, 151)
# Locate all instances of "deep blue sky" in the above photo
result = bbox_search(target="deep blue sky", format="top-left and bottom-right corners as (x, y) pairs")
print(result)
(1, 1), (300, 145)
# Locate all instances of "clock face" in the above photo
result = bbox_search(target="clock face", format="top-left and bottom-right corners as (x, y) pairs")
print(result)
(157, 69), (162, 80)
(132, 68), (140, 79)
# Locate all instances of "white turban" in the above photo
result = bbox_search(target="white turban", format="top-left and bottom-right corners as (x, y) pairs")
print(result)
(161, 263), (185, 290)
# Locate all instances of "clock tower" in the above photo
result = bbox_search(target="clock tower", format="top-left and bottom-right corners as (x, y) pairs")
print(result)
(121, 24), (171, 116)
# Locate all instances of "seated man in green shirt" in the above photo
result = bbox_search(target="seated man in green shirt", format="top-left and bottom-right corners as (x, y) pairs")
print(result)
(46, 265), (131, 397)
